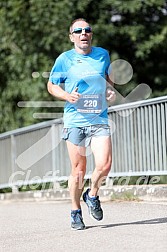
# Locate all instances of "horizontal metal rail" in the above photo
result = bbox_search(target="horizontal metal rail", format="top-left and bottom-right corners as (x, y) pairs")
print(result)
(0, 96), (167, 190)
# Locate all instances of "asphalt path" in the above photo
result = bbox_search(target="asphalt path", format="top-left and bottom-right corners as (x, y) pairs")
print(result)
(0, 200), (167, 252)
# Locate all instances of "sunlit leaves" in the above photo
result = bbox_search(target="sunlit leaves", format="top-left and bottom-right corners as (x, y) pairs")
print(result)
(0, 0), (167, 132)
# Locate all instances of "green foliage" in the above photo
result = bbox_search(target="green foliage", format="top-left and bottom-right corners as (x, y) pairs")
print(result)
(110, 191), (140, 201)
(112, 175), (167, 185)
(0, 187), (12, 193)
(18, 182), (53, 192)
(0, 0), (167, 133)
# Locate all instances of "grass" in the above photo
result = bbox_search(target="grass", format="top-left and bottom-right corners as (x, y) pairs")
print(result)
(0, 176), (167, 194)
(110, 191), (141, 202)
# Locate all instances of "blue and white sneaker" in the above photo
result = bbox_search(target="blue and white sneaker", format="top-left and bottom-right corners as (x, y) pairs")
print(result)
(71, 209), (86, 230)
(83, 188), (103, 221)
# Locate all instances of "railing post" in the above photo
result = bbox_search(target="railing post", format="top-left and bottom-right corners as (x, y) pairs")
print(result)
(11, 134), (18, 193)
(51, 124), (61, 190)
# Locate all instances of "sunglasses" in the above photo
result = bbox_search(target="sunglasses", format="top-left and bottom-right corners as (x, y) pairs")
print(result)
(71, 27), (92, 34)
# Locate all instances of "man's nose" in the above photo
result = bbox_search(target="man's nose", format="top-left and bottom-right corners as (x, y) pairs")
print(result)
(81, 29), (86, 35)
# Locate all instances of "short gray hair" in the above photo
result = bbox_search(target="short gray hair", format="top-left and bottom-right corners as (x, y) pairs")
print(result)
(69, 18), (90, 33)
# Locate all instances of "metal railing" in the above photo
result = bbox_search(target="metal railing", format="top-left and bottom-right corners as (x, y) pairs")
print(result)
(0, 96), (167, 190)
(108, 96), (167, 177)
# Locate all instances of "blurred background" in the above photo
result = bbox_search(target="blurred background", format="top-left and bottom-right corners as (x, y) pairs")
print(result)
(0, 0), (167, 133)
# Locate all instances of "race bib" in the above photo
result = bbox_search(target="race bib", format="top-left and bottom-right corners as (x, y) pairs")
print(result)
(77, 94), (102, 113)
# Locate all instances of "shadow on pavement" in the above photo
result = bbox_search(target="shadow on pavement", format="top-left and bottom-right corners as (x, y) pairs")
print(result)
(86, 217), (167, 229)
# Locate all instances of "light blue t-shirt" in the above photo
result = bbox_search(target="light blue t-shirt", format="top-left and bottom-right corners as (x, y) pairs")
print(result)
(49, 47), (111, 128)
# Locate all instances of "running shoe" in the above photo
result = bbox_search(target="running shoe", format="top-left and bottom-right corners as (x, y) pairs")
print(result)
(83, 188), (103, 221)
(71, 209), (85, 230)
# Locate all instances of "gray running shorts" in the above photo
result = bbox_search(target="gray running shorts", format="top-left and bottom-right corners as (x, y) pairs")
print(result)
(62, 124), (111, 147)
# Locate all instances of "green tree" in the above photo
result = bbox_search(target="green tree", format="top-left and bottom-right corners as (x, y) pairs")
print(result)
(0, 0), (167, 133)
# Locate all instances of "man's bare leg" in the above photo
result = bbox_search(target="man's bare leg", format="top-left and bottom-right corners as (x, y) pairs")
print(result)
(66, 141), (86, 210)
(90, 136), (112, 196)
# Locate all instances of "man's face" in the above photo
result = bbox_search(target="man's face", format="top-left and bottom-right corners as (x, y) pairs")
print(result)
(69, 21), (93, 53)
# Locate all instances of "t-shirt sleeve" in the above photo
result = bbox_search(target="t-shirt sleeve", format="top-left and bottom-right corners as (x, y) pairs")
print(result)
(49, 55), (67, 85)
(105, 50), (111, 76)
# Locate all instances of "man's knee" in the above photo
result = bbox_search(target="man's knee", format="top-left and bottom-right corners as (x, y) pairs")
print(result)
(103, 164), (111, 176)
(95, 163), (111, 177)
(100, 159), (112, 176)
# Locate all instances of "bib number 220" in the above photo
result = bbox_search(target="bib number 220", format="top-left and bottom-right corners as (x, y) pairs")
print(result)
(77, 94), (102, 113)
(84, 99), (97, 108)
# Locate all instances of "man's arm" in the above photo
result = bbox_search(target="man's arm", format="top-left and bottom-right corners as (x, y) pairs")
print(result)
(47, 81), (80, 104)
(106, 75), (116, 103)
(106, 74), (114, 87)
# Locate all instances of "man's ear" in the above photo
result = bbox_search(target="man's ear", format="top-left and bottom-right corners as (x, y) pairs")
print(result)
(69, 34), (74, 42)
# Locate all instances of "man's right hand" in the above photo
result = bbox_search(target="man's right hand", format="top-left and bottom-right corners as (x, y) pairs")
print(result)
(67, 87), (81, 103)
